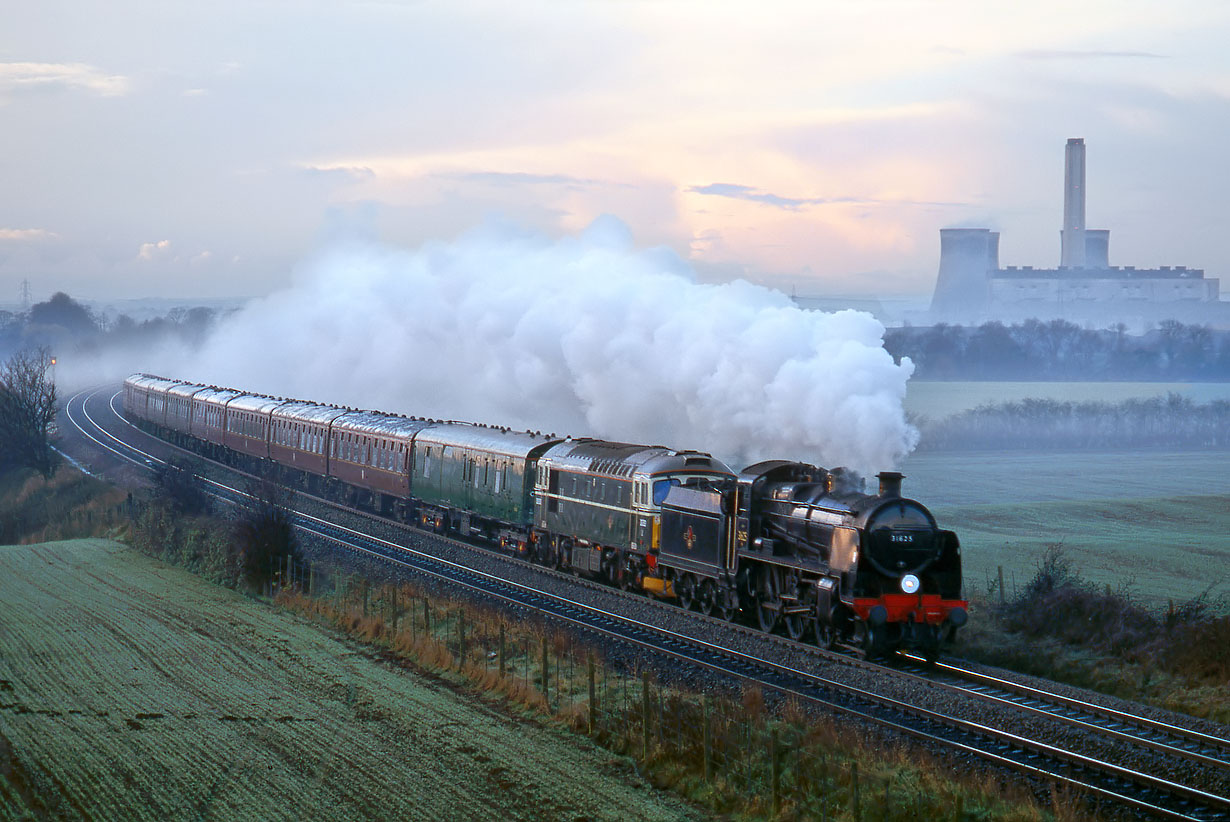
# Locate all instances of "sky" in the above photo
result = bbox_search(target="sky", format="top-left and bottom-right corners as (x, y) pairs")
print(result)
(3, 0), (1229, 303)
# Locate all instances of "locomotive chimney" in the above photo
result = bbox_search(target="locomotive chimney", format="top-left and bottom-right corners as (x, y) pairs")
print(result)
(876, 471), (904, 498)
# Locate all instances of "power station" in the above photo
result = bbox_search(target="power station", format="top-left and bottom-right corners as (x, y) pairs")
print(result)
(930, 139), (1221, 322)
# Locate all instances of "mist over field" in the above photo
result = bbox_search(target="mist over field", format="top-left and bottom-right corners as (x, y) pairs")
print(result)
(178, 217), (917, 476)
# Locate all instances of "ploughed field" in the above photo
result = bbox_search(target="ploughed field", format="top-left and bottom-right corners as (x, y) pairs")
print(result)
(0, 539), (702, 822)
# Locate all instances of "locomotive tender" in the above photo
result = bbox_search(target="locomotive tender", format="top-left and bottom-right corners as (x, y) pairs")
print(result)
(124, 374), (967, 657)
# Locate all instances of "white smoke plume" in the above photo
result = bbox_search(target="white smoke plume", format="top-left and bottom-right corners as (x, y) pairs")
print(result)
(183, 216), (918, 475)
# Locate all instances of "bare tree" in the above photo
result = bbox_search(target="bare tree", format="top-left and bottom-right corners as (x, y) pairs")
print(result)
(0, 347), (58, 477)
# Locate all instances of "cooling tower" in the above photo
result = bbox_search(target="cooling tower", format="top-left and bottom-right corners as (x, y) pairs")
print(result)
(1084, 229), (1109, 269)
(930, 228), (996, 315)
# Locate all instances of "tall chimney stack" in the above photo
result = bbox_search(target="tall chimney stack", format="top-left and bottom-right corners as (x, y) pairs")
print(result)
(1060, 137), (1086, 268)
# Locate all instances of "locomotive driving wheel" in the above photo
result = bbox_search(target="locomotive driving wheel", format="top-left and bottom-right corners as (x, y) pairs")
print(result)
(754, 569), (779, 633)
(675, 573), (696, 610)
(811, 602), (841, 649)
(695, 579), (717, 617)
(781, 571), (809, 641)
(715, 584), (738, 622)
(815, 620), (837, 649)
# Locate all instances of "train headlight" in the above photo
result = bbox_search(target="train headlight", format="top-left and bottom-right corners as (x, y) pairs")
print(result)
(900, 574), (921, 594)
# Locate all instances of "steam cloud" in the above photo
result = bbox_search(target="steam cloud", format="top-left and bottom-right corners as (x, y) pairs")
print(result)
(183, 217), (918, 475)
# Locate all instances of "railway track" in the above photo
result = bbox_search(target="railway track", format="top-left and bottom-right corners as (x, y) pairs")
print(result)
(897, 655), (1230, 770)
(64, 384), (1230, 820)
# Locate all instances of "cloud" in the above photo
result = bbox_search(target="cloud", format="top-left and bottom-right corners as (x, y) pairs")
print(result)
(182, 88), (208, 97)
(688, 183), (844, 210)
(0, 62), (129, 99)
(0, 228), (57, 241)
(1015, 49), (1168, 60)
(689, 183), (969, 211)
(137, 239), (171, 260)
(438, 170), (607, 189)
(301, 165), (376, 183)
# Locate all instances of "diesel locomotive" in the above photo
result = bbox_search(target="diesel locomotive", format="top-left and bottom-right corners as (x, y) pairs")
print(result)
(124, 373), (967, 657)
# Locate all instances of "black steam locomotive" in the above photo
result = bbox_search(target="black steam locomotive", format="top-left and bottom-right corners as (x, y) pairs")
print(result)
(657, 463), (966, 657)
(125, 374), (967, 657)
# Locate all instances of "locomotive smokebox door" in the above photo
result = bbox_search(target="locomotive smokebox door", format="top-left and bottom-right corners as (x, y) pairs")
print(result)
(659, 486), (727, 572)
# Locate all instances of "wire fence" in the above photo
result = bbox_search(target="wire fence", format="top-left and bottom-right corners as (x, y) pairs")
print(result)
(270, 555), (983, 821)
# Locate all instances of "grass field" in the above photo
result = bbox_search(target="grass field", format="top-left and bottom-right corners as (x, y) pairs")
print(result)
(933, 494), (1230, 610)
(0, 539), (703, 822)
(894, 449), (1230, 611)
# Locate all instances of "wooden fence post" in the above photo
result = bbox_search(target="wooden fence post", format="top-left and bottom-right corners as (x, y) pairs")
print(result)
(541, 635), (549, 708)
(642, 671), (650, 763)
(771, 728), (780, 816)
(852, 761), (861, 822)
(998, 565), (1005, 605)
(587, 655), (595, 736)
(702, 695), (711, 782)
(498, 623), (506, 678)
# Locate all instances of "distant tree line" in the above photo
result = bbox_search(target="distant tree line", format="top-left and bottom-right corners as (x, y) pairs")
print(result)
(916, 394), (1230, 451)
(0, 291), (221, 361)
(886, 319), (1230, 380)
(0, 291), (224, 478)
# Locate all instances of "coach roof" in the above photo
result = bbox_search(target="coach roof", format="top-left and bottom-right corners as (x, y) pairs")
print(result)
(415, 422), (563, 459)
(331, 410), (434, 440)
(226, 394), (289, 415)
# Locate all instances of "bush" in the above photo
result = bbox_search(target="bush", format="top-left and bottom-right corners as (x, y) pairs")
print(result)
(232, 475), (299, 593)
(152, 457), (212, 517)
(998, 544), (1228, 681)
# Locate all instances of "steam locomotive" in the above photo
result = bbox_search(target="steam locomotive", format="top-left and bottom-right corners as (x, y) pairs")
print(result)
(124, 374), (967, 657)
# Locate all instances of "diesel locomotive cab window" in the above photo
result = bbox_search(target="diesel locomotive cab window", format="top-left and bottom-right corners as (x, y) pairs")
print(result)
(653, 478), (680, 505)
